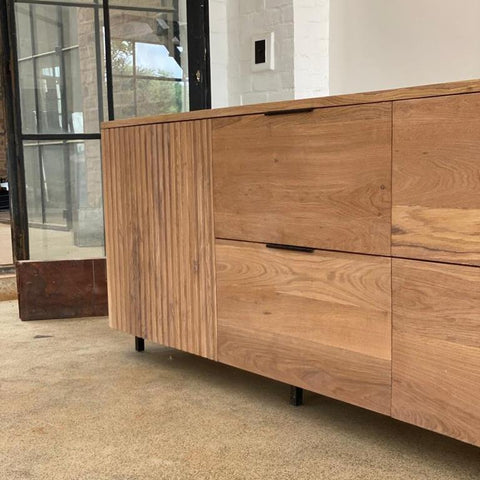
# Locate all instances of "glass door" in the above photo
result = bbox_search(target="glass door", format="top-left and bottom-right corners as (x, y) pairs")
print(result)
(7, 0), (210, 261)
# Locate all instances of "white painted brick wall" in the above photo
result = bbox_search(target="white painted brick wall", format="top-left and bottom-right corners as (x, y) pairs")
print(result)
(209, 0), (229, 107)
(235, 0), (295, 105)
(293, 0), (330, 99)
(209, 0), (330, 107)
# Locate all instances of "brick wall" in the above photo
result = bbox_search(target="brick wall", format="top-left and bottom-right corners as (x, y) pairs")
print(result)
(293, 0), (329, 99)
(209, 0), (330, 108)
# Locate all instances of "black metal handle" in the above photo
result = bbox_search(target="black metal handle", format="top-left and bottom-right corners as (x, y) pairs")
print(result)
(266, 243), (314, 253)
(264, 108), (314, 116)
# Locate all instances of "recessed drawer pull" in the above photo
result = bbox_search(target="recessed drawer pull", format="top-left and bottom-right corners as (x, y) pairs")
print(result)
(264, 108), (314, 116)
(266, 243), (314, 253)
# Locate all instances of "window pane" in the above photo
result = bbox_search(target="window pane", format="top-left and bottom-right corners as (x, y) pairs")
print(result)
(110, 0), (170, 6)
(32, 5), (62, 56)
(18, 60), (37, 134)
(15, 4), (33, 59)
(136, 78), (187, 117)
(24, 140), (105, 260)
(112, 76), (135, 119)
(41, 144), (68, 226)
(23, 143), (43, 224)
(15, 5), (104, 134)
(36, 55), (63, 133)
(110, 0), (189, 119)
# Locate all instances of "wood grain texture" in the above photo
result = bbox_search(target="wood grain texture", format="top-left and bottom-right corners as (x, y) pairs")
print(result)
(216, 240), (392, 414)
(392, 93), (480, 265)
(213, 103), (392, 255)
(102, 121), (217, 360)
(392, 259), (480, 447)
(102, 78), (480, 129)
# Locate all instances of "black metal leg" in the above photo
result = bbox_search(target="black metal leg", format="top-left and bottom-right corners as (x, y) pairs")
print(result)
(290, 386), (304, 406)
(135, 336), (145, 352)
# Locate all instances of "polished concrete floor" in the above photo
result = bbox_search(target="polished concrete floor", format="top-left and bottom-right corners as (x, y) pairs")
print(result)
(1, 299), (479, 480)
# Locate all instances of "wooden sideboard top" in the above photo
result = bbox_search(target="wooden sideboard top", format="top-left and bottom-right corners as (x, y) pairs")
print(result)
(102, 78), (480, 130)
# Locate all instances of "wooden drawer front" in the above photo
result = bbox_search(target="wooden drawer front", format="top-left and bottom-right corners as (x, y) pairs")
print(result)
(212, 103), (392, 256)
(393, 94), (480, 266)
(216, 240), (392, 415)
(392, 259), (480, 447)
(102, 121), (217, 360)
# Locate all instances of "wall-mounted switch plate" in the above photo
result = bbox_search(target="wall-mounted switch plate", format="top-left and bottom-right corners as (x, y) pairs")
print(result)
(252, 32), (274, 72)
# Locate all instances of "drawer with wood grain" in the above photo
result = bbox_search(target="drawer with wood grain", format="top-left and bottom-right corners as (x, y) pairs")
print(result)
(212, 103), (392, 256)
(216, 239), (392, 415)
(392, 258), (480, 447)
(392, 93), (480, 266)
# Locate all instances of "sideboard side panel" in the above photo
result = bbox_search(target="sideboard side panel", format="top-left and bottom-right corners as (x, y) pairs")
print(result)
(102, 121), (217, 360)
(103, 127), (136, 336)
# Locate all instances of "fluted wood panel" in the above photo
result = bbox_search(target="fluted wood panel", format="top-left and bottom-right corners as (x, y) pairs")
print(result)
(102, 120), (217, 360)
(392, 259), (480, 447)
(392, 93), (480, 266)
(216, 240), (392, 415)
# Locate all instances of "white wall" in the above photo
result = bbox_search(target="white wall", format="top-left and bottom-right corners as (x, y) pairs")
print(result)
(210, 0), (331, 107)
(210, 0), (297, 107)
(293, 0), (329, 99)
(210, 0), (480, 107)
(209, 0), (229, 108)
(329, 0), (480, 95)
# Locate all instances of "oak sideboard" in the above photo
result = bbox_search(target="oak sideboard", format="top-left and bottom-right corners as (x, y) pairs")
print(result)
(101, 79), (480, 447)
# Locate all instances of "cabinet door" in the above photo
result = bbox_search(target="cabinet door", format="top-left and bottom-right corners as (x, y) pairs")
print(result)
(212, 103), (392, 256)
(216, 240), (392, 414)
(102, 121), (217, 360)
(392, 259), (480, 447)
(393, 93), (480, 266)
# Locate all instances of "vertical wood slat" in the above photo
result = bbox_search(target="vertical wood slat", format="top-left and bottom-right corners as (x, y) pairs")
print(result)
(102, 120), (217, 360)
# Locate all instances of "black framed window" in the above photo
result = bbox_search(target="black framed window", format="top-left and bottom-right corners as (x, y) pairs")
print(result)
(1, 0), (210, 261)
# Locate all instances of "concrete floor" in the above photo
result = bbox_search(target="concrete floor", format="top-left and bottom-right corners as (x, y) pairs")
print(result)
(1, 300), (479, 480)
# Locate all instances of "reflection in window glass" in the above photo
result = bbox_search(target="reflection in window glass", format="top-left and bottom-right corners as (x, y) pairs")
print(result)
(15, 4), (33, 59)
(136, 78), (186, 117)
(15, 4), (104, 134)
(24, 140), (105, 260)
(13, 0), (190, 261)
(110, 2), (189, 119)
(32, 4), (62, 56)
(23, 143), (42, 224)
(18, 60), (37, 134)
